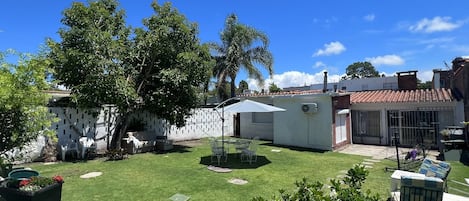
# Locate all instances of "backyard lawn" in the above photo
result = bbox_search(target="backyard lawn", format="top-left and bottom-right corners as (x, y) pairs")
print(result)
(26, 138), (469, 201)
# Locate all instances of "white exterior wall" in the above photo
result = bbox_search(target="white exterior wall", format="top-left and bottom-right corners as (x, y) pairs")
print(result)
(49, 107), (113, 151)
(238, 97), (275, 140)
(50, 107), (231, 152)
(307, 76), (398, 92)
(339, 76), (398, 91)
(273, 94), (333, 150)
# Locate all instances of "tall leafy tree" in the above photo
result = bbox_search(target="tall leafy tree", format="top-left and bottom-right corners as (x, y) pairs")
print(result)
(211, 14), (273, 99)
(343, 61), (379, 80)
(0, 50), (56, 157)
(48, 0), (212, 149)
(237, 80), (249, 94)
(269, 82), (282, 93)
(417, 79), (432, 89)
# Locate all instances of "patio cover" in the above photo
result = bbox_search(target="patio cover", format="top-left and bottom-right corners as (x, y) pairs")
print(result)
(222, 99), (286, 113)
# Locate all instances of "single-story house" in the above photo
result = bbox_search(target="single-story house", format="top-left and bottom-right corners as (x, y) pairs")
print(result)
(349, 88), (464, 148)
(236, 90), (351, 151)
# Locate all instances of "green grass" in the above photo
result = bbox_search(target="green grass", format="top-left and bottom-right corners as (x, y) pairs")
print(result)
(26, 138), (469, 201)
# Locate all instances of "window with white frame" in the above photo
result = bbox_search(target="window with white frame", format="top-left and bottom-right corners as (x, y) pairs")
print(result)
(252, 112), (273, 123)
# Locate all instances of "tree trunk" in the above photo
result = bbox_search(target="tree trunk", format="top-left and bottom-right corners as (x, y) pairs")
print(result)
(230, 79), (236, 98)
(109, 113), (130, 150)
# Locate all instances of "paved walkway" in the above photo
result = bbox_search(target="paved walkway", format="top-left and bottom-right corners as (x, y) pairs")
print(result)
(337, 144), (439, 160)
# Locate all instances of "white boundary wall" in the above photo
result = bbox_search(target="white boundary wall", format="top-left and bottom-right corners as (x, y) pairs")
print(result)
(49, 107), (233, 152)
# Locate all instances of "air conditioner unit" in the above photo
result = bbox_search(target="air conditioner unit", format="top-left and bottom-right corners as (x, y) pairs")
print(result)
(301, 103), (318, 113)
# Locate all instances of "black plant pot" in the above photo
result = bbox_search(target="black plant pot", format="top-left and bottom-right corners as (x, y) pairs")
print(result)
(0, 182), (62, 201)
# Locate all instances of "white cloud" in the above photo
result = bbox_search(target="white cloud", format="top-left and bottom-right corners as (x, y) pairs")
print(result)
(452, 45), (469, 54)
(365, 54), (404, 66)
(313, 41), (346, 57)
(418, 70), (434, 82)
(418, 37), (455, 45)
(364, 14), (375, 22)
(248, 71), (344, 91)
(314, 61), (326, 68)
(409, 16), (461, 33)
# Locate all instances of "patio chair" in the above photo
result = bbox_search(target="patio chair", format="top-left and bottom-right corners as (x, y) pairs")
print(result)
(60, 139), (79, 161)
(416, 158), (451, 192)
(79, 137), (97, 159)
(241, 136), (259, 164)
(209, 138), (227, 165)
(391, 175), (444, 201)
(390, 158), (451, 193)
(234, 139), (251, 158)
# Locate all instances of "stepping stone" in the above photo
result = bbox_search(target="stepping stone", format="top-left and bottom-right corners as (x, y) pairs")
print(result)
(207, 165), (232, 173)
(228, 178), (248, 185)
(336, 174), (345, 178)
(169, 193), (190, 201)
(271, 149), (281, 152)
(43, 162), (59, 165)
(466, 178), (469, 185)
(364, 159), (381, 163)
(364, 165), (373, 169)
(338, 170), (348, 174)
(80, 172), (102, 179)
(361, 161), (374, 165)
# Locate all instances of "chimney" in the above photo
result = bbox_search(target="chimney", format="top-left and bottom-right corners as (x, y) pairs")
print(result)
(323, 71), (328, 93)
(397, 70), (417, 90)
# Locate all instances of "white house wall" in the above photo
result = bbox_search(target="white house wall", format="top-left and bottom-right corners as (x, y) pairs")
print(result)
(273, 94), (333, 150)
(239, 112), (274, 140)
(235, 97), (275, 140)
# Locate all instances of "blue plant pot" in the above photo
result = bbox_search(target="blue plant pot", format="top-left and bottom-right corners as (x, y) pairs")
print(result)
(0, 182), (62, 201)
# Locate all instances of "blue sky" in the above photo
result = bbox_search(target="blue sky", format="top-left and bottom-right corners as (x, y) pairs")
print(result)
(2, 1), (469, 91)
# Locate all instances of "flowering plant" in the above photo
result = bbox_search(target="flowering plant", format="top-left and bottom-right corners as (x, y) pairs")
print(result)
(17, 175), (64, 192)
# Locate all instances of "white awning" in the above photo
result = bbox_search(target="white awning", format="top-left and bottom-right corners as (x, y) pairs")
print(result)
(337, 109), (350, 115)
(220, 100), (286, 113)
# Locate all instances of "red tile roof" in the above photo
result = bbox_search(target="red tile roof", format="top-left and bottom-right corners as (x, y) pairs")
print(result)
(350, 88), (454, 104)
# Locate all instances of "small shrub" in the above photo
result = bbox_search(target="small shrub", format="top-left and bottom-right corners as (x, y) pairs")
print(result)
(106, 149), (127, 161)
(253, 164), (382, 201)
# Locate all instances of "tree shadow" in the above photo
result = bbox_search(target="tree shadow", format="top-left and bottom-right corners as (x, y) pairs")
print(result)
(151, 144), (192, 154)
(260, 142), (328, 153)
(199, 153), (271, 169)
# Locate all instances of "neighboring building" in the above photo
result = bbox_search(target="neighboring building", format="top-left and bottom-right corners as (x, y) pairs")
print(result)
(452, 57), (469, 121)
(237, 90), (351, 151)
(350, 88), (463, 148)
(283, 85), (311, 92)
(396, 71), (418, 90)
(432, 69), (452, 89)
(431, 57), (469, 122)
(283, 72), (412, 93)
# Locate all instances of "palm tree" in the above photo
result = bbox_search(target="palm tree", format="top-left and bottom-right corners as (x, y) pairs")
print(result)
(211, 14), (273, 99)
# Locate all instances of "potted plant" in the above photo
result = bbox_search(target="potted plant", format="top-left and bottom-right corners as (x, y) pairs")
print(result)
(0, 175), (64, 201)
(440, 129), (450, 141)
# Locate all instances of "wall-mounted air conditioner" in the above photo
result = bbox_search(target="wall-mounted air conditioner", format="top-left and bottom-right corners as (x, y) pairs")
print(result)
(301, 103), (318, 113)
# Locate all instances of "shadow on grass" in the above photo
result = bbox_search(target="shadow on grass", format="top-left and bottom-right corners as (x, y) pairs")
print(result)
(199, 153), (271, 169)
(152, 144), (192, 154)
(260, 142), (328, 153)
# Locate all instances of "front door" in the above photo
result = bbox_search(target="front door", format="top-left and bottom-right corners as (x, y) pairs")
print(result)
(335, 114), (347, 143)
